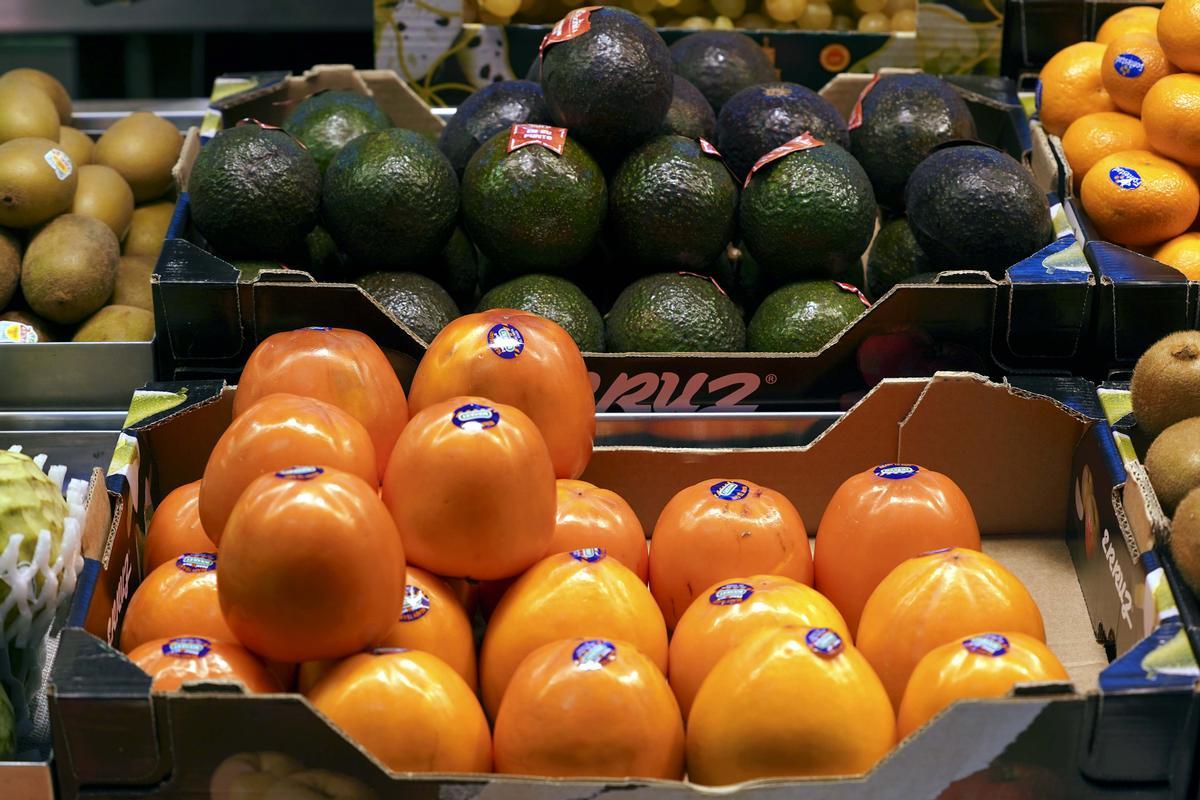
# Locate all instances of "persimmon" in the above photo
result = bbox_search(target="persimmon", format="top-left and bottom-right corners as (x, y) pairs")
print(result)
(127, 636), (281, 693)
(552, 479), (648, 581)
(120, 552), (235, 653)
(143, 480), (215, 573)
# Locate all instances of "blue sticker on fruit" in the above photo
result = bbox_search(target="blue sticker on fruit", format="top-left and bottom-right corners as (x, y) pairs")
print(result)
(487, 323), (525, 359)
(372, 647), (409, 655)
(1035, 80), (1043, 112)
(275, 466), (323, 480)
(304, 326), (333, 331)
(175, 552), (217, 573)
(963, 633), (1010, 656)
(710, 480), (750, 501)
(1113, 52), (1145, 78)
(874, 464), (919, 480)
(569, 547), (607, 562)
(400, 585), (431, 622)
(709, 582), (754, 605)
(163, 637), (211, 658)
(805, 628), (844, 658)
(452, 403), (500, 431)
(573, 639), (617, 670)
(1110, 167), (1142, 190)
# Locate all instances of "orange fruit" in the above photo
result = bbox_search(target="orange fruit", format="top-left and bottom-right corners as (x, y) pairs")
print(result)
(143, 480), (215, 573)
(686, 626), (895, 784)
(897, 631), (1069, 739)
(1037, 42), (1116, 137)
(234, 327), (409, 477)
(382, 396), (556, 581)
(408, 310), (596, 479)
(1100, 33), (1178, 116)
(199, 393), (377, 545)
(1096, 5), (1160, 44)
(1142, 73), (1200, 168)
(813, 463), (981, 636)
(552, 479), (648, 581)
(479, 549), (668, 719)
(1154, 232), (1200, 277)
(306, 649), (492, 773)
(648, 478), (812, 630)
(1061, 112), (1147, 190)
(668, 574), (849, 719)
(856, 547), (1046, 708)
(1081, 150), (1200, 245)
(494, 638), (685, 779)
(127, 636), (281, 693)
(1158, 0), (1200, 72)
(217, 466), (405, 663)
(120, 552), (234, 653)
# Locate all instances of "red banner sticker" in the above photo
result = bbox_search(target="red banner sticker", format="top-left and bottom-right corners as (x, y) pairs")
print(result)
(508, 123), (568, 155)
(744, 132), (825, 188)
(699, 138), (722, 157)
(847, 73), (882, 130)
(540, 6), (602, 55)
(834, 281), (871, 307)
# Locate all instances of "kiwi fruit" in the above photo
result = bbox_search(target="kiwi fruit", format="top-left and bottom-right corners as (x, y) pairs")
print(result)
(58, 126), (94, 167)
(1145, 417), (1200, 514)
(1131, 331), (1200, 437)
(111, 255), (154, 311)
(94, 112), (181, 203)
(0, 81), (59, 143)
(0, 308), (60, 342)
(72, 304), (153, 342)
(0, 137), (78, 228)
(0, 68), (72, 124)
(0, 227), (19, 308)
(1169, 487), (1200, 597)
(21, 213), (119, 324)
(71, 164), (134, 239)
(123, 201), (174, 258)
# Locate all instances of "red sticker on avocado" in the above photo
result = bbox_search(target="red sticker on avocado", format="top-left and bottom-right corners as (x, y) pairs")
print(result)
(744, 132), (825, 188)
(834, 281), (871, 307)
(540, 6), (602, 54)
(699, 138), (722, 157)
(508, 124), (568, 156)
(847, 73), (881, 130)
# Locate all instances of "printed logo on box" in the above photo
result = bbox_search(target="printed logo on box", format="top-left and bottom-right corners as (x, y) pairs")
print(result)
(487, 322), (525, 358)
(0, 322), (37, 343)
(163, 636), (211, 658)
(452, 402), (500, 431)
(43, 148), (72, 181)
(540, 6), (602, 54)
(1109, 166), (1142, 190)
(573, 639), (617, 670)
(569, 546), (607, 563)
(874, 464), (919, 480)
(805, 627), (845, 658)
(710, 480), (751, 501)
(962, 633), (1010, 657)
(507, 124), (568, 156)
(1113, 53), (1145, 78)
(400, 585), (431, 622)
(275, 466), (323, 480)
(709, 582), (754, 605)
(819, 44), (851, 73)
(847, 73), (882, 130)
(175, 552), (217, 573)
(745, 132), (825, 188)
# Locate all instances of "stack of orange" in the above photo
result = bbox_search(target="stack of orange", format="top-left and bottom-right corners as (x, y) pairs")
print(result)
(1046, 0), (1200, 275)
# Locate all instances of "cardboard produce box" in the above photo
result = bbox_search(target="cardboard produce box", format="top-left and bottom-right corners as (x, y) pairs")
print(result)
(153, 66), (1093, 412)
(49, 372), (1199, 797)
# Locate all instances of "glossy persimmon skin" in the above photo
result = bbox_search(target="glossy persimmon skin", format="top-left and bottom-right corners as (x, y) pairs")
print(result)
(120, 552), (235, 653)
(127, 636), (281, 693)
(143, 480), (215, 573)
(552, 479), (648, 581)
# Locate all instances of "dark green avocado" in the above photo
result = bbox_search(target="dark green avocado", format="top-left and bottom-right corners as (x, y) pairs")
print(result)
(717, 82), (850, 181)
(355, 271), (458, 343)
(478, 273), (604, 352)
(659, 75), (717, 141)
(606, 272), (745, 352)
(669, 30), (776, 113)
(865, 217), (931, 300)
(282, 90), (392, 173)
(437, 80), (551, 175)
(747, 280), (867, 352)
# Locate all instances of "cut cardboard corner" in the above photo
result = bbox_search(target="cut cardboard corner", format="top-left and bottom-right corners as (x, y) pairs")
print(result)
(80, 468), (113, 563)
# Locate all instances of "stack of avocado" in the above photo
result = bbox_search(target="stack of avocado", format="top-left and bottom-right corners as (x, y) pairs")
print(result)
(188, 15), (1054, 355)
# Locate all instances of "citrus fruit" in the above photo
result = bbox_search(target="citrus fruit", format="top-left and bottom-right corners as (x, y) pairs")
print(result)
(120, 552), (235, 653)
(1100, 33), (1178, 116)
(648, 478), (812, 630)
(1096, 6), (1160, 44)
(217, 466), (405, 663)
(1037, 42), (1116, 137)
(408, 310), (596, 479)
(856, 547), (1046, 707)
(143, 480), (215, 573)
(1080, 150), (1200, 246)
(493, 638), (685, 779)
(813, 463), (981, 636)
(479, 548), (669, 719)
(1061, 112), (1147, 190)
(686, 626), (895, 784)
(127, 636), (281, 693)
(668, 574), (849, 719)
(1142, 73), (1200, 168)
(552, 479), (648, 581)
(1158, 0), (1200, 72)
(234, 327), (409, 476)
(382, 396), (556, 580)
(306, 649), (492, 773)
(199, 393), (377, 545)
(896, 631), (1068, 739)
(1154, 232), (1200, 277)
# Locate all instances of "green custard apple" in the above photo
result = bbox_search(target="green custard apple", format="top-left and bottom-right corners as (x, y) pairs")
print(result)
(0, 450), (68, 623)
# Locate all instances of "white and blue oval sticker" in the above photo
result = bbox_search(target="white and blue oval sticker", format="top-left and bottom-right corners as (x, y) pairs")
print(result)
(710, 480), (750, 500)
(963, 633), (1010, 657)
(487, 323), (525, 359)
(573, 639), (617, 670)
(163, 636), (211, 658)
(709, 582), (754, 605)
(400, 585), (431, 622)
(1109, 167), (1142, 190)
(874, 464), (919, 480)
(1113, 52), (1145, 78)
(452, 403), (500, 431)
(175, 552), (217, 573)
(569, 547), (607, 563)
(805, 628), (844, 658)
(275, 466), (323, 480)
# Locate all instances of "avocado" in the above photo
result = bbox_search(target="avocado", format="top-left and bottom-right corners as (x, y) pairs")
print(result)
(525, 59), (542, 83)
(866, 217), (930, 300)
(850, 74), (977, 209)
(462, 129), (605, 275)
(429, 225), (478, 308)
(291, 225), (344, 279)
(355, 271), (458, 344)
(669, 31), (776, 113)
(323, 128), (459, 273)
(21, 214), (119, 324)
(904, 145), (1052, 276)
(739, 141), (876, 281)
(541, 7), (673, 155)
(72, 304), (154, 342)
(0, 137), (78, 229)
(659, 76), (717, 141)
(94, 111), (182, 203)
(283, 90), (392, 174)
(606, 272), (745, 352)
(717, 83), (850, 181)
(438, 81), (551, 175)
(478, 273), (605, 352)
(747, 281), (866, 352)
(0, 227), (19, 308)
(608, 135), (737, 273)
(189, 124), (320, 260)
